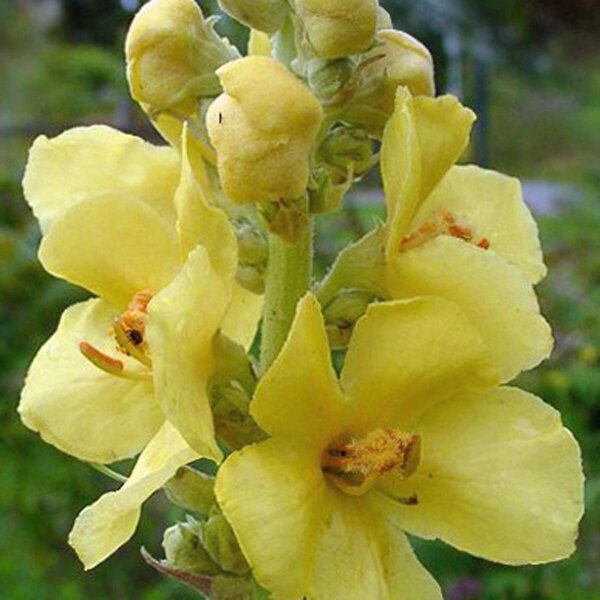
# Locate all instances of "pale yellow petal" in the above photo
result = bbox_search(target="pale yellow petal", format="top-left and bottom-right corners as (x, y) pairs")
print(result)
(215, 438), (328, 600)
(38, 196), (179, 308)
(251, 294), (345, 449)
(18, 299), (161, 464)
(311, 497), (442, 600)
(411, 95), (476, 202)
(341, 297), (498, 433)
(382, 91), (475, 256)
(380, 88), (421, 246)
(248, 29), (271, 56)
(147, 245), (230, 462)
(380, 387), (584, 564)
(383, 236), (553, 382)
(69, 422), (198, 569)
(415, 164), (546, 283)
(23, 125), (179, 233)
(175, 126), (237, 277)
(217, 438), (442, 600)
(222, 283), (263, 350)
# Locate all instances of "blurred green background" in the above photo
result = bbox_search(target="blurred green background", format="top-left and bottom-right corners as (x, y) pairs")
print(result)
(1, 1), (599, 598)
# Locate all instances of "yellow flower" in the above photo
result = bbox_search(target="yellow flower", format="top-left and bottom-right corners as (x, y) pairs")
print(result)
(320, 88), (552, 382)
(296, 0), (378, 59)
(218, 0), (289, 34)
(206, 56), (323, 203)
(216, 294), (583, 600)
(18, 126), (262, 567)
(125, 0), (239, 120)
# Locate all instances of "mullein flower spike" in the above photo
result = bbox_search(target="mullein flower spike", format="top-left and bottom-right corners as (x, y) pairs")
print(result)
(18, 0), (584, 596)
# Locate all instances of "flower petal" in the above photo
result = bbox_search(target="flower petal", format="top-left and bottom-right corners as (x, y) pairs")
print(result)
(38, 195), (180, 308)
(216, 439), (442, 600)
(222, 283), (263, 350)
(69, 422), (198, 570)
(23, 125), (179, 233)
(215, 438), (327, 600)
(312, 497), (442, 600)
(382, 90), (475, 255)
(383, 236), (553, 382)
(175, 126), (237, 277)
(18, 299), (162, 464)
(415, 165), (546, 283)
(380, 387), (584, 564)
(251, 294), (345, 448)
(147, 245), (230, 462)
(341, 297), (498, 432)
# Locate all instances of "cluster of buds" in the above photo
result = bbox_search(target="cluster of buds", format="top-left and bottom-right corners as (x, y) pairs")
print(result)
(18, 1), (584, 600)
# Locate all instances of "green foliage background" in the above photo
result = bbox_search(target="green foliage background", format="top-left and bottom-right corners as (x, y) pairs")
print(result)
(1, 1), (599, 598)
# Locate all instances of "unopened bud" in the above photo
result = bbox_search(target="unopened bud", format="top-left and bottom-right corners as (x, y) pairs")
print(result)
(211, 383), (266, 449)
(236, 223), (268, 265)
(323, 289), (375, 326)
(236, 265), (265, 295)
(306, 57), (354, 101)
(377, 6), (393, 30)
(206, 56), (323, 204)
(165, 467), (216, 515)
(163, 518), (221, 575)
(319, 125), (373, 176)
(218, 0), (289, 34)
(296, 0), (378, 59)
(323, 289), (377, 348)
(202, 511), (249, 576)
(309, 166), (354, 214)
(345, 30), (435, 135)
(126, 0), (239, 117)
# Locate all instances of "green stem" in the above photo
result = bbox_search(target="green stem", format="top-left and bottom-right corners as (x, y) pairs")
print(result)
(260, 219), (313, 373)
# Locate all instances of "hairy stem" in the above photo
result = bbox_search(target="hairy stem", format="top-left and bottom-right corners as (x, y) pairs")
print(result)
(260, 218), (313, 373)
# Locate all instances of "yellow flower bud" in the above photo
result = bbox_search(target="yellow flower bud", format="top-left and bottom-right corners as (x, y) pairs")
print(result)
(125, 0), (239, 117)
(377, 6), (393, 30)
(218, 0), (289, 34)
(296, 0), (378, 59)
(206, 56), (323, 204)
(345, 29), (435, 135)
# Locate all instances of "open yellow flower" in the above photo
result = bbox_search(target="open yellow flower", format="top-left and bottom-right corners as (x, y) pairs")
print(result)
(216, 294), (583, 600)
(320, 88), (552, 382)
(206, 56), (323, 203)
(18, 126), (262, 567)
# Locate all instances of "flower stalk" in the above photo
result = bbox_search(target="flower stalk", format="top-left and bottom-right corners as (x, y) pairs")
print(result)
(260, 213), (313, 373)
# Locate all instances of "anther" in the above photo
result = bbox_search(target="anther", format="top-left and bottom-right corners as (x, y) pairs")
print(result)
(322, 429), (421, 496)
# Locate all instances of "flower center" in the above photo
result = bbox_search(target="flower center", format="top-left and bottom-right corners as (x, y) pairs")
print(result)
(322, 428), (421, 496)
(400, 210), (490, 252)
(78, 290), (153, 379)
(113, 289), (153, 356)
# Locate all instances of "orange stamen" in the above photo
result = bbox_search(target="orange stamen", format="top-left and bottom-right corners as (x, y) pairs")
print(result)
(114, 290), (152, 354)
(400, 210), (490, 252)
(322, 429), (421, 495)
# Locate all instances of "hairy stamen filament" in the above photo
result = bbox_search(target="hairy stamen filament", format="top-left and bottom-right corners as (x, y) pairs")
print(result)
(79, 341), (151, 381)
